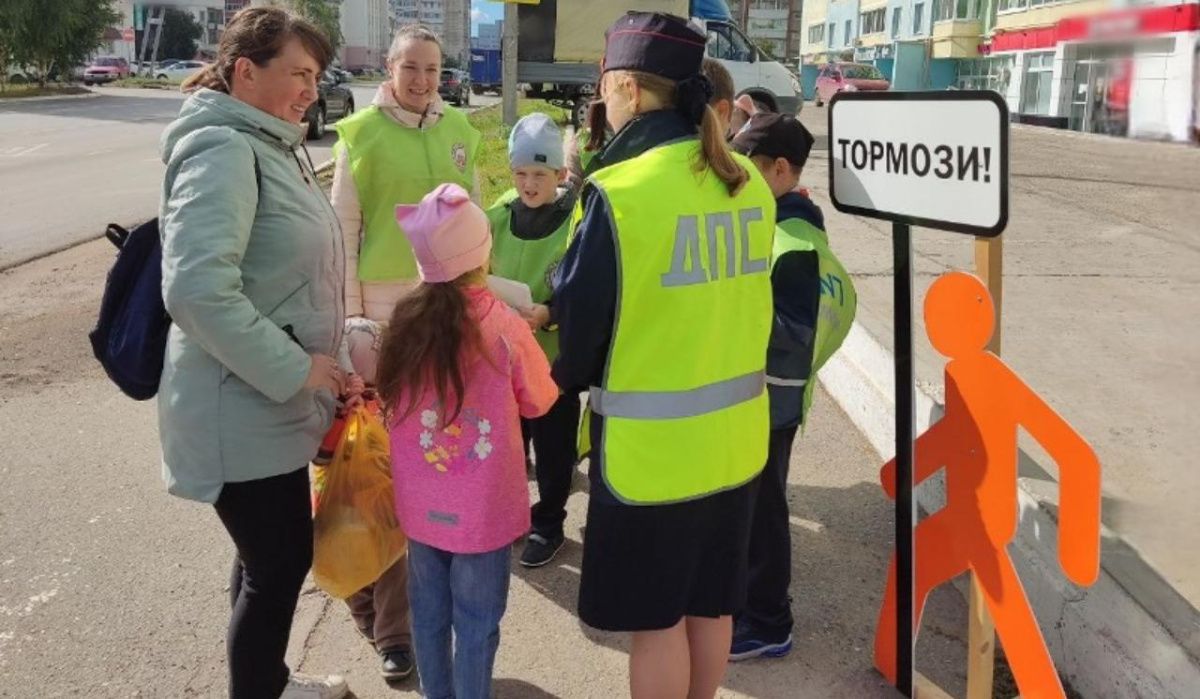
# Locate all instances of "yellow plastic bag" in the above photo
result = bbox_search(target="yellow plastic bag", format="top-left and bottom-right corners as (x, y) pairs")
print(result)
(312, 404), (407, 599)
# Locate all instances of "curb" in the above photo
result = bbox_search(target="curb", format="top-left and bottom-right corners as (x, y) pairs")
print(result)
(819, 319), (1200, 698)
(0, 90), (98, 104)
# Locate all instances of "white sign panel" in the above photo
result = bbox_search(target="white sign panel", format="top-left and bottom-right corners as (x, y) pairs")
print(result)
(828, 91), (1009, 237)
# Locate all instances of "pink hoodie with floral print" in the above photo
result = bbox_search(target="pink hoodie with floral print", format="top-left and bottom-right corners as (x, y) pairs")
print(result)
(388, 288), (558, 554)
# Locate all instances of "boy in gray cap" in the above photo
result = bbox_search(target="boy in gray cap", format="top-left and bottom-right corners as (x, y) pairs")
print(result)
(485, 112), (581, 567)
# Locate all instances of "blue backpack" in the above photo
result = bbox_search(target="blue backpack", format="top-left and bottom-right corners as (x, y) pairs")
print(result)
(91, 154), (260, 400)
(89, 220), (170, 400)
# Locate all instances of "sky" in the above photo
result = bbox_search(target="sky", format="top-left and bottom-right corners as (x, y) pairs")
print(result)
(470, 0), (503, 36)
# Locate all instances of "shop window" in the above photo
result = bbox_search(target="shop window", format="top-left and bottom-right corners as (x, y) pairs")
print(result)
(1020, 52), (1055, 115)
(956, 55), (1013, 93)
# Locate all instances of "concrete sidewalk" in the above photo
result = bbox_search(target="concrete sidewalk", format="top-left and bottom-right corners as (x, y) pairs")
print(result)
(293, 383), (964, 698)
(797, 106), (1200, 696)
(0, 239), (968, 697)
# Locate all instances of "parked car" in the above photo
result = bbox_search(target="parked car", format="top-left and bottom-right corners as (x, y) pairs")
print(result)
(814, 62), (890, 106)
(83, 57), (131, 85)
(438, 69), (470, 107)
(344, 64), (383, 77)
(155, 60), (207, 82)
(303, 70), (355, 140)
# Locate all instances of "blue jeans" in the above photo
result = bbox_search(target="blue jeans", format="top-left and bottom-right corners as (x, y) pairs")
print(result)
(407, 540), (512, 699)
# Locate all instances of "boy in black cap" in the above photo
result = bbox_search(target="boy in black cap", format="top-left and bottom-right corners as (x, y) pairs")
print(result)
(728, 112), (857, 660)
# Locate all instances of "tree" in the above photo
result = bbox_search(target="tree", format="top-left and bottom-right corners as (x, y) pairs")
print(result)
(10, 0), (119, 87)
(754, 39), (778, 61)
(0, 1), (21, 89)
(157, 7), (202, 60)
(278, 0), (343, 55)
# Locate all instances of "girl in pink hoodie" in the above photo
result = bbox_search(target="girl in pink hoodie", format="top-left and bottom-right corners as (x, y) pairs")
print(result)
(376, 183), (558, 699)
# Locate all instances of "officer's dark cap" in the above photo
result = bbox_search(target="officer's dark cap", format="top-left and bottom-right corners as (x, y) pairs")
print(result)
(601, 12), (706, 82)
(731, 112), (816, 169)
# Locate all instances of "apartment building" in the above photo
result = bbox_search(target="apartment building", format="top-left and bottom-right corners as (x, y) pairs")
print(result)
(342, 0), (390, 68)
(388, 0), (469, 64)
(799, 0), (1200, 141)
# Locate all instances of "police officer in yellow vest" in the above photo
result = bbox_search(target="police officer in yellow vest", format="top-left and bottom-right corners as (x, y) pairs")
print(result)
(550, 13), (776, 698)
(328, 24), (480, 682)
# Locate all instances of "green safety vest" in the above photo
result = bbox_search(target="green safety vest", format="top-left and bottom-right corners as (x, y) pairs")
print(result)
(772, 216), (857, 422)
(335, 105), (481, 282)
(485, 188), (573, 361)
(585, 138), (776, 504)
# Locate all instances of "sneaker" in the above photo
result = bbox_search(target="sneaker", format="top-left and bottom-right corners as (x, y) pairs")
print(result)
(280, 673), (349, 699)
(729, 630), (793, 661)
(519, 532), (565, 568)
(381, 647), (415, 681)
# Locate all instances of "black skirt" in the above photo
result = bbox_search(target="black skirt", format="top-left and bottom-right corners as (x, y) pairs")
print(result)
(577, 475), (760, 632)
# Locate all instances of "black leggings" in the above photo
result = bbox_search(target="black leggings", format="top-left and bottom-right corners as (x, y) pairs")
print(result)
(215, 467), (313, 699)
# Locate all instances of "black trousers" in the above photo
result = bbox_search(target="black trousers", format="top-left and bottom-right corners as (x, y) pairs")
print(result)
(215, 467), (313, 699)
(740, 425), (799, 640)
(524, 392), (581, 538)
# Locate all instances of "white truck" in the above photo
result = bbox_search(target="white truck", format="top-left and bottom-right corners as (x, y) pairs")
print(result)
(516, 0), (804, 127)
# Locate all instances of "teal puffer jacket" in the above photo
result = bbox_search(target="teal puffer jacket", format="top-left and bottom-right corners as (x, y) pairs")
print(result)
(157, 88), (344, 503)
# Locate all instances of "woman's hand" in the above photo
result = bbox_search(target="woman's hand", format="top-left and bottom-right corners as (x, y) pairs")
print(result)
(342, 373), (367, 409)
(304, 354), (346, 395)
(519, 304), (551, 331)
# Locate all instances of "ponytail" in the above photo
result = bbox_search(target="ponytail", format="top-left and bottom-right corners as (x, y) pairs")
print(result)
(182, 63), (229, 93)
(585, 99), (608, 152)
(620, 70), (749, 197)
(696, 103), (748, 196)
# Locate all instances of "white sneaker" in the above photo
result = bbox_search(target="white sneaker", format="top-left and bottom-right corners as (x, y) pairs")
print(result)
(279, 673), (349, 699)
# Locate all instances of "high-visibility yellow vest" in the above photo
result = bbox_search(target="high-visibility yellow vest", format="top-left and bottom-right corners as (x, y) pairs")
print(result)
(585, 138), (776, 504)
(771, 216), (857, 424)
(334, 105), (480, 281)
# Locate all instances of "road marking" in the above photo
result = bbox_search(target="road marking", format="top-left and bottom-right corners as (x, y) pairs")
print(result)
(0, 143), (48, 157)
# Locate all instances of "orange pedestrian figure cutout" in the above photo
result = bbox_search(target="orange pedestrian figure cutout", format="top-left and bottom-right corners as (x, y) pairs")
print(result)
(874, 272), (1101, 698)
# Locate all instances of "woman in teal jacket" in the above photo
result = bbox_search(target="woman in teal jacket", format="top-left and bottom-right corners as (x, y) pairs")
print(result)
(159, 8), (352, 699)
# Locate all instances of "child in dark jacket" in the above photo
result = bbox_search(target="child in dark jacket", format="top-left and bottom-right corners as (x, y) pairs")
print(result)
(729, 112), (855, 660)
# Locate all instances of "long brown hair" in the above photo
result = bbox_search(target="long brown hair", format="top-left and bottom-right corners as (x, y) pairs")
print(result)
(617, 70), (749, 196)
(182, 7), (333, 94)
(376, 269), (489, 428)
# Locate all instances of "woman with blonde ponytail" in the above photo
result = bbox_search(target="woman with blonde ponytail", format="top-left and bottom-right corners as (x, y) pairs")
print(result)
(550, 11), (777, 699)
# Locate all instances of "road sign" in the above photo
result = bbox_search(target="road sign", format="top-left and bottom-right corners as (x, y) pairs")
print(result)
(828, 90), (1011, 697)
(122, 27), (135, 42)
(828, 91), (1009, 237)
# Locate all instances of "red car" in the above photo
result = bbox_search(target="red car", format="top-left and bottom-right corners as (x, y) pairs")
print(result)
(83, 56), (130, 85)
(814, 62), (890, 106)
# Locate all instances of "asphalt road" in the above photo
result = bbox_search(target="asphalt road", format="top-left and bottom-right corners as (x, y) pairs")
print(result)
(0, 85), (499, 270)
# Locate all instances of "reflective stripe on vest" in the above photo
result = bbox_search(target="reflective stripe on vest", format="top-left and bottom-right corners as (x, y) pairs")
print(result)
(587, 138), (776, 505)
(335, 106), (481, 282)
(765, 375), (807, 387)
(590, 370), (764, 420)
